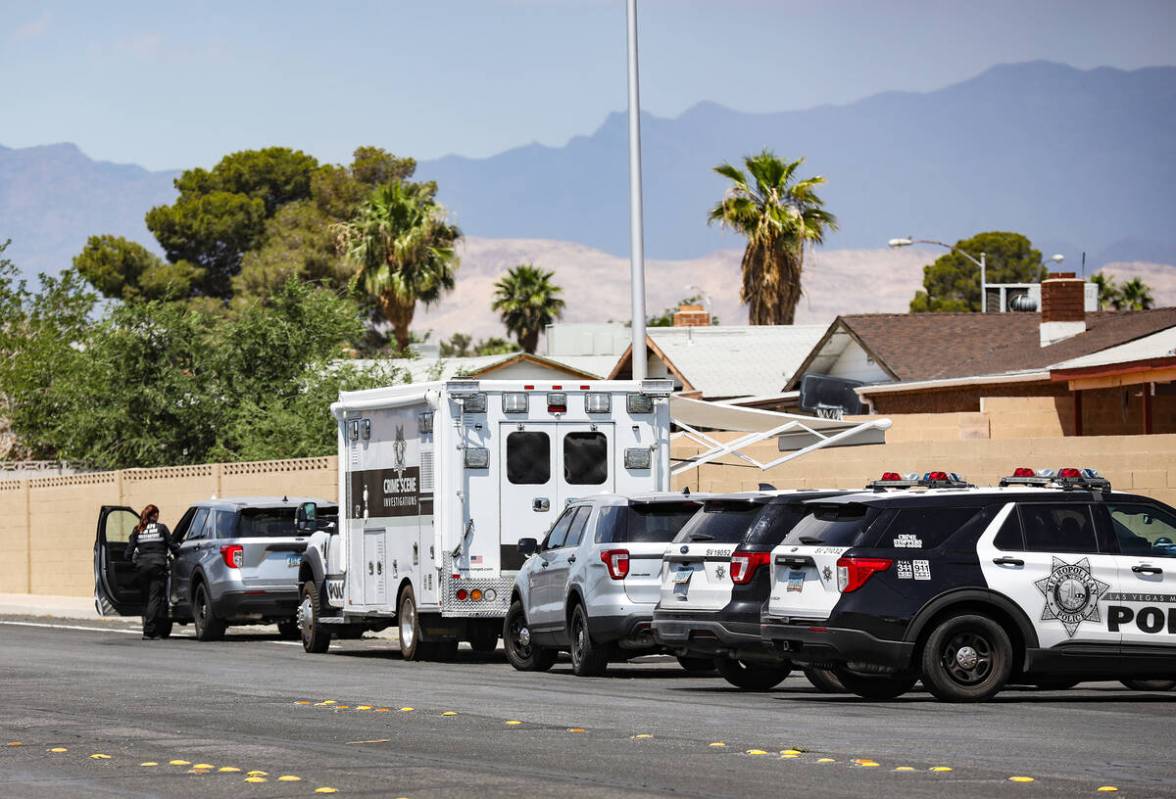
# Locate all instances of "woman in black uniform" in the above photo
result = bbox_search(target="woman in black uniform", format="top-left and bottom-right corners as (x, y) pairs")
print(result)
(125, 504), (180, 639)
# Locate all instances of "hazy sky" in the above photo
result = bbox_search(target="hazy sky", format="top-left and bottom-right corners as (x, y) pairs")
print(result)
(3, 0), (1173, 171)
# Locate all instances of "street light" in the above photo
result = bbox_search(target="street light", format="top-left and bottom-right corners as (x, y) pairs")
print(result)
(889, 237), (989, 313)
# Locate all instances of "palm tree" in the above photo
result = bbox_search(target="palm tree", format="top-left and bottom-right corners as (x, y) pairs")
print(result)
(708, 150), (837, 325)
(492, 263), (566, 353)
(335, 181), (460, 351)
(1118, 277), (1155, 311)
(1091, 273), (1120, 310)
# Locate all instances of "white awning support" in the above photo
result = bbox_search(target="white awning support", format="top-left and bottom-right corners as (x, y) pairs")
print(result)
(670, 396), (891, 476)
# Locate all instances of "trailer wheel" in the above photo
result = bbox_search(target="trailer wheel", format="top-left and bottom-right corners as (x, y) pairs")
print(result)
(398, 585), (431, 661)
(298, 581), (332, 654)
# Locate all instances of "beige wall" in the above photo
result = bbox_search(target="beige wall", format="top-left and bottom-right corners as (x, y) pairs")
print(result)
(0, 457), (337, 598)
(671, 430), (1176, 510)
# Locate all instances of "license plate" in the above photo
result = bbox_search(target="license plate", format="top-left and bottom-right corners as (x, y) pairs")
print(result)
(786, 570), (805, 592)
(673, 566), (694, 585)
(287, 555), (301, 568)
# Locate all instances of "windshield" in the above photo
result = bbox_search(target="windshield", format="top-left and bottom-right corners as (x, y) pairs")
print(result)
(238, 506), (337, 538)
(673, 500), (767, 544)
(741, 503), (814, 547)
(781, 503), (885, 547)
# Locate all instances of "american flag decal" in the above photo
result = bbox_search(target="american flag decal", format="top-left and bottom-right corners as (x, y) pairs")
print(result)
(470, 555), (484, 565)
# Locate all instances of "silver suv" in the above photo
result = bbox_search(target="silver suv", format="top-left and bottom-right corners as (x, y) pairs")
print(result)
(94, 496), (336, 640)
(503, 493), (704, 676)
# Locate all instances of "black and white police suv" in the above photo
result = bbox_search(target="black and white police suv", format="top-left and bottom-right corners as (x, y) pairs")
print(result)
(760, 468), (1176, 702)
(651, 490), (850, 691)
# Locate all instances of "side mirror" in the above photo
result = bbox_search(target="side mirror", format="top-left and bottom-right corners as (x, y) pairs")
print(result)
(517, 538), (538, 557)
(296, 501), (317, 533)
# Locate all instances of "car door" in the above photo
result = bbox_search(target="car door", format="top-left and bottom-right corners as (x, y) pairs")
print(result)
(170, 507), (209, 609)
(93, 505), (145, 617)
(547, 505), (592, 626)
(979, 501), (1121, 651)
(1102, 501), (1176, 650)
(528, 506), (578, 630)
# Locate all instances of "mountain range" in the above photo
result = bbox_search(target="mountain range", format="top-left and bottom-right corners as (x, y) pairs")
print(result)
(1, 61), (1173, 286)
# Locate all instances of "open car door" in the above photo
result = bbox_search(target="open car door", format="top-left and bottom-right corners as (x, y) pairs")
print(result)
(93, 505), (145, 617)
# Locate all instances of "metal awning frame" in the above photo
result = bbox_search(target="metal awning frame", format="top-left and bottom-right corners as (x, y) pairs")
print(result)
(672, 416), (892, 476)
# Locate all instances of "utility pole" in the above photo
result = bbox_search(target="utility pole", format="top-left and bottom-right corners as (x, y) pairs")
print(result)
(626, 0), (648, 380)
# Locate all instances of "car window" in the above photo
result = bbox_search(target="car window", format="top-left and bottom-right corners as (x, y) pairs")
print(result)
(1107, 503), (1176, 558)
(183, 508), (210, 541)
(993, 507), (1025, 551)
(1018, 504), (1100, 554)
(597, 501), (699, 544)
(566, 506), (592, 548)
(781, 504), (890, 547)
(172, 507), (196, 541)
(742, 503), (813, 548)
(564, 432), (607, 485)
(544, 507), (578, 550)
(880, 507), (983, 550)
(507, 431), (551, 485)
(212, 510), (237, 539)
(103, 509), (139, 545)
(238, 508), (302, 538)
(674, 500), (766, 544)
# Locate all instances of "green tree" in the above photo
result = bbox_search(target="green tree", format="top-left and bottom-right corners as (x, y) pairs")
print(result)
(708, 150), (837, 325)
(1091, 273), (1121, 310)
(1118, 277), (1155, 311)
(491, 263), (566, 353)
(335, 180), (462, 352)
(231, 200), (353, 300)
(74, 234), (205, 301)
(311, 147), (418, 221)
(909, 232), (1045, 313)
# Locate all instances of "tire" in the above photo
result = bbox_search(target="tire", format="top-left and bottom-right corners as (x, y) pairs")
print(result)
(503, 600), (556, 672)
(1122, 679), (1176, 692)
(469, 624), (499, 654)
(805, 667), (847, 693)
(716, 658), (791, 691)
(920, 613), (1013, 702)
(336, 626), (365, 640)
(1033, 677), (1080, 690)
(569, 604), (609, 677)
(298, 581), (332, 654)
(192, 582), (226, 642)
(156, 620), (173, 640)
(277, 620), (300, 640)
(398, 585), (429, 662)
(834, 668), (917, 700)
(677, 656), (715, 673)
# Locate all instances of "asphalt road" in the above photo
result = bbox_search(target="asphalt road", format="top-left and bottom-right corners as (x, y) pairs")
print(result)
(2, 616), (1174, 799)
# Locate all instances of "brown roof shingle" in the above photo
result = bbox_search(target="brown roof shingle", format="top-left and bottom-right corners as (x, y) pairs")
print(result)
(808, 309), (1176, 384)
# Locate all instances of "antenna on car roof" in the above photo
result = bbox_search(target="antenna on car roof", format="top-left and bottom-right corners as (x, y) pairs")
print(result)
(282, 495), (288, 503)
(682, 486), (691, 497)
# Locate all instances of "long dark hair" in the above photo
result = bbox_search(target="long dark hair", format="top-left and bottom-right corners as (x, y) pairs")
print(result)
(135, 504), (160, 534)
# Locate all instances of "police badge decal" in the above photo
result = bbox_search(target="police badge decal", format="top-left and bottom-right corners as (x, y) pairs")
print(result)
(1034, 557), (1110, 637)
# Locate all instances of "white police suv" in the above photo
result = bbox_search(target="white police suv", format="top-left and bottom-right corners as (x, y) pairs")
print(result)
(760, 469), (1176, 702)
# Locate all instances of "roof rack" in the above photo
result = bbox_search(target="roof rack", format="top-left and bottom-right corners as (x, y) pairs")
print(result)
(999, 467), (1111, 493)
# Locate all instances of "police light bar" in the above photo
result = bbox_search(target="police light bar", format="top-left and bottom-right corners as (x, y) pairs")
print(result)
(866, 472), (921, 490)
(919, 471), (972, 488)
(1054, 467), (1111, 492)
(998, 467), (1053, 487)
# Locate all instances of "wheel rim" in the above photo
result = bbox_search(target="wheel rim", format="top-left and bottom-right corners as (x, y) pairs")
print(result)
(572, 614), (586, 665)
(400, 598), (415, 650)
(298, 596), (314, 638)
(509, 614), (533, 659)
(942, 630), (993, 685)
(196, 588), (207, 630)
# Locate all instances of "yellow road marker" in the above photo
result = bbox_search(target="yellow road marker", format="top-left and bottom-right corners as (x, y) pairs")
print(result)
(314, 788), (338, 794)
(632, 734), (654, 740)
(817, 758), (836, 764)
(399, 707), (415, 712)
(374, 707), (390, 712)
(218, 766), (241, 773)
(1097, 788), (1119, 793)
(169, 759), (191, 766)
(89, 754), (112, 760)
(567, 727), (587, 734)
(441, 711), (458, 717)
(505, 720), (523, 726)
(246, 770), (268, 776)
(321, 699), (336, 705)
(336, 705), (351, 710)
(781, 749), (804, 755)
(244, 776), (267, 783)
(894, 766), (916, 772)
(930, 766), (953, 773)
(278, 775), (302, 782)
(856, 760), (880, 768)
(1009, 776), (1035, 783)
(746, 749), (770, 756)
(355, 705), (372, 710)
(781, 754), (800, 759)
(6, 741), (22, 747)
(192, 763), (215, 770)
(140, 762), (159, 767)
(295, 700), (311, 705)
(48, 747), (68, 753)
(708, 742), (726, 748)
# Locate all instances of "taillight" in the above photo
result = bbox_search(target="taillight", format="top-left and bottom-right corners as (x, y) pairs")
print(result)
(730, 550), (770, 585)
(836, 557), (891, 593)
(600, 549), (630, 580)
(547, 392), (567, 413)
(220, 544), (244, 569)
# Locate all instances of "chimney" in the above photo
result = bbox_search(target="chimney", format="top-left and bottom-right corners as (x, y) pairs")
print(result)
(673, 303), (710, 327)
(1040, 272), (1086, 347)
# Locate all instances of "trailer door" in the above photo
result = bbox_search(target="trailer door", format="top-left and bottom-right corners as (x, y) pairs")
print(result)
(501, 423), (558, 570)
(555, 423), (615, 502)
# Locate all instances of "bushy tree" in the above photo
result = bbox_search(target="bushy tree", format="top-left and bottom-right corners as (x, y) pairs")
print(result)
(492, 263), (565, 353)
(910, 231), (1045, 313)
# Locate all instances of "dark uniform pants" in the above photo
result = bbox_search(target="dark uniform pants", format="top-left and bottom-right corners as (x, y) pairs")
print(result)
(138, 563), (169, 637)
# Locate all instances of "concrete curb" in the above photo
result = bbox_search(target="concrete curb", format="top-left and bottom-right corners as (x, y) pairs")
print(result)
(0, 593), (102, 621)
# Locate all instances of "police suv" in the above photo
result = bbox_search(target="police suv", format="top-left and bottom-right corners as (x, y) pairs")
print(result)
(760, 469), (1176, 702)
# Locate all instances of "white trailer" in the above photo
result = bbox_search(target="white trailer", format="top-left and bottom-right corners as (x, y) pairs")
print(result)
(295, 378), (674, 659)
